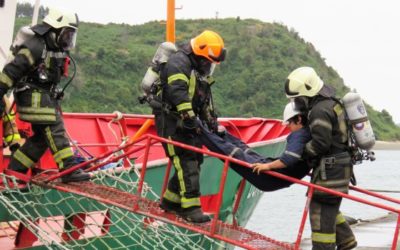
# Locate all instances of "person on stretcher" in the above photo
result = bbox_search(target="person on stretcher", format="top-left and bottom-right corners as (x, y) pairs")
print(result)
(198, 102), (311, 191)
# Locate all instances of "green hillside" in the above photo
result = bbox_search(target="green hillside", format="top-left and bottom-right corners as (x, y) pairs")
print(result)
(14, 15), (400, 141)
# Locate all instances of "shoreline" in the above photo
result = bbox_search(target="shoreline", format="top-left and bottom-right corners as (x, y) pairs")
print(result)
(373, 140), (400, 150)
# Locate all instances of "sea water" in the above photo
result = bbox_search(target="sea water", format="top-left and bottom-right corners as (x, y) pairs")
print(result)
(246, 150), (400, 243)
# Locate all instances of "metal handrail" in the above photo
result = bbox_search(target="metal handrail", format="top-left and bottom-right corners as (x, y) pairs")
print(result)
(139, 134), (400, 250)
(4, 129), (399, 249)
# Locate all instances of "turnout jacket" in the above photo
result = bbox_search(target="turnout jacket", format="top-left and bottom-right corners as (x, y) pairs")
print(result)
(305, 96), (349, 160)
(158, 44), (216, 135)
(0, 24), (68, 123)
(305, 95), (353, 198)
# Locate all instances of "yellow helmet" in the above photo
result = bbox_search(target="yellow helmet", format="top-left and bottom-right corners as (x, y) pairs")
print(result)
(43, 8), (79, 30)
(285, 67), (324, 98)
(190, 30), (226, 63)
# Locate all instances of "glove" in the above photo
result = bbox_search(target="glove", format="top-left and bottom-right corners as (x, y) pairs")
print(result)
(179, 111), (200, 135)
(207, 117), (218, 133)
(200, 106), (218, 133)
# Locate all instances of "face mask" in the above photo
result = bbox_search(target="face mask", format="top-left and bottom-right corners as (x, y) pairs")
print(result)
(196, 56), (212, 76)
(293, 96), (309, 112)
(58, 27), (77, 50)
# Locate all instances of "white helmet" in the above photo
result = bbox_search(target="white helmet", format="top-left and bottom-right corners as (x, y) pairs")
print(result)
(43, 8), (79, 30)
(285, 67), (324, 98)
(282, 102), (301, 125)
(43, 8), (79, 50)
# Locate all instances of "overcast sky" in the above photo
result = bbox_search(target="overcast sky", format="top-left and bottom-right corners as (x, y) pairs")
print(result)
(21, 0), (400, 123)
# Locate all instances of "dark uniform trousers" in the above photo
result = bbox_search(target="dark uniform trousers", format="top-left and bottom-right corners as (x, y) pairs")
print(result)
(9, 112), (74, 172)
(155, 114), (203, 209)
(310, 161), (357, 250)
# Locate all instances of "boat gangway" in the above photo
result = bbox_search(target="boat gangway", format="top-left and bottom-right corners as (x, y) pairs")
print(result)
(2, 131), (399, 250)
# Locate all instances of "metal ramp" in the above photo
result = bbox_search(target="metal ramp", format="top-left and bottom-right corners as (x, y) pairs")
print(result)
(33, 179), (293, 250)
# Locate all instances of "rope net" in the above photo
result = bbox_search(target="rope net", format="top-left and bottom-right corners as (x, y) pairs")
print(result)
(0, 168), (228, 250)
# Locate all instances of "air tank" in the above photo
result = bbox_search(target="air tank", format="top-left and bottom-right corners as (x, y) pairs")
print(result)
(141, 67), (160, 96)
(5, 26), (34, 64)
(140, 42), (177, 96)
(342, 92), (375, 150)
(151, 41), (177, 65)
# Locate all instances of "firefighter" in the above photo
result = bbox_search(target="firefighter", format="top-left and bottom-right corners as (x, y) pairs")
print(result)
(155, 30), (226, 223)
(0, 9), (89, 183)
(285, 67), (357, 250)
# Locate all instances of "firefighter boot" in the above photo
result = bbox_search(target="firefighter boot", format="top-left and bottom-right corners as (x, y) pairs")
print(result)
(178, 207), (211, 223)
(61, 168), (90, 183)
(60, 157), (91, 183)
(6, 165), (28, 188)
(6, 162), (30, 190)
(8, 164), (28, 175)
(160, 199), (182, 214)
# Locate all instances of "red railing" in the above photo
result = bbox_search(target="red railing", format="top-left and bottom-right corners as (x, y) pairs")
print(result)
(2, 126), (399, 249)
(0, 114), (290, 174)
(36, 134), (293, 249)
(149, 135), (400, 250)
(40, 133), (399, 249)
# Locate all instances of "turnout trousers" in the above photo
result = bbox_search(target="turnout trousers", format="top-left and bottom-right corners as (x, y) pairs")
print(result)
(310, 162), (357, 250)
(155, 113), (203, 209)
(161, 132), (203, 209)
(309, 198), (356, 250)
(9, 113), (74, 172)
